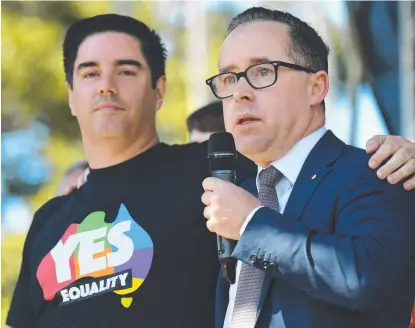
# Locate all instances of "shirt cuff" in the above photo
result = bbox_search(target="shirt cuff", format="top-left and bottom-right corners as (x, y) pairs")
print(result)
(240, 206), (264, 236)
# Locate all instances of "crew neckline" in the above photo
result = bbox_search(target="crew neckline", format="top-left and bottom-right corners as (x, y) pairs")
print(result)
(81, 142), (169, 198)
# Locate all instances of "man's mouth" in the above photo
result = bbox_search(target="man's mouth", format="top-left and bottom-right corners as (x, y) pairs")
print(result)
(235, 115), (261, 126)
(94, 103), (125, 112)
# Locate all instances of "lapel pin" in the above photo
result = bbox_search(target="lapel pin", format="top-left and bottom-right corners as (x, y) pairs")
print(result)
(311, 174), (317, 180)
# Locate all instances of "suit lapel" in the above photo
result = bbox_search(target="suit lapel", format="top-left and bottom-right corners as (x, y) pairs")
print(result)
(283, 130), (345, 222)
(282, 166), (332, 221)
(241, 178), (258, 197)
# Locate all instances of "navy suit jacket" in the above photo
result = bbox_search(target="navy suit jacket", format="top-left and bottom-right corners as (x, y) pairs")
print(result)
(216, 130), (415, 328)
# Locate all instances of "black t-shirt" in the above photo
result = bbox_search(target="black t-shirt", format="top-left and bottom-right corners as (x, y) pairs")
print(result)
(7, 141), (256, 328)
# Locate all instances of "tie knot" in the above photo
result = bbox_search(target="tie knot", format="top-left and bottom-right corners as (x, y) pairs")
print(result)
(258, 166), (283, 188)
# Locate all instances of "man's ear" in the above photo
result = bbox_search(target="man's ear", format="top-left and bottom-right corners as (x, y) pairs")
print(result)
(309, 70), (329, 108)
(67, 82), (76, 116)
(155, 76), (167, 111)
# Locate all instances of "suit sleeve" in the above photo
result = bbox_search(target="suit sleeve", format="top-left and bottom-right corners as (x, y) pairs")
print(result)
(232, 167), (415, 312)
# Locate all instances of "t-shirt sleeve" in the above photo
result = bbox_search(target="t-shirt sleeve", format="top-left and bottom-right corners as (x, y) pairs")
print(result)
(6, 196), (68, 328)
(6, 237), (35, 328)
(236, 152), (257, 185)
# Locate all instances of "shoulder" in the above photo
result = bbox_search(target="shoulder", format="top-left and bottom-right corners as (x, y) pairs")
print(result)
(336, 144), (414, 204)
(164, 141), (257, 183)
(159, 141), (207, 165)
(27, 195), (71, 243)
(168, 141), (208, 159)
(342, 144), (372, 165)
(34, 195), (70, 220)
(336, 144), (380, 182)
(161, 141), (209, 177)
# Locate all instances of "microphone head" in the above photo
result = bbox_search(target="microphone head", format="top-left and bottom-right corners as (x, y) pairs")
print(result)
(208, 132), (237, 173)
(208, 132), (236, 156)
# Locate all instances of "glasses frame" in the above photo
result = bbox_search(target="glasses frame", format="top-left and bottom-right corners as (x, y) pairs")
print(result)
(205, 60), (317, 99)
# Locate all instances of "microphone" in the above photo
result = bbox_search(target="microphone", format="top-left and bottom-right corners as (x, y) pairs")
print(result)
(207, 132), (237, 285)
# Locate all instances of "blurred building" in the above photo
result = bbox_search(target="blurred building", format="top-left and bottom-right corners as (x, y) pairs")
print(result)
(347, 1), (414, 140)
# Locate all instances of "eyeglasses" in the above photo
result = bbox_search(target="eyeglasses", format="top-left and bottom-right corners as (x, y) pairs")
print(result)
(205, 61), (316, 99)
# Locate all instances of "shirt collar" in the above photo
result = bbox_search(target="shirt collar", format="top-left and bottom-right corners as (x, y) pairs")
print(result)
(257, 126), (327, 185)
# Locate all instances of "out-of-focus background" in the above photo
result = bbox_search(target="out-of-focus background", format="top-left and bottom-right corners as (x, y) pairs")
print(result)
(1, 1), (414, 326)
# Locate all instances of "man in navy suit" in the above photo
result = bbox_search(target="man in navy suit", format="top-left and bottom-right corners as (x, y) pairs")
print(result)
(202, 7), (415, 328)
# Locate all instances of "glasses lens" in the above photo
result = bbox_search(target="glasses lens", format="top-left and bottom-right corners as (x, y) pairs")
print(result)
(208, 63), (277, 98)
(247, 63), (276, 88)
(211, 73), (237, 98)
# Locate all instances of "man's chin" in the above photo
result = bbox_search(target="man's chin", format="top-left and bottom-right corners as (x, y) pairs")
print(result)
(92, 129), (126, 139)
(235, 139), (260, 157)
(235, 136), (273, 162)
(92, 120), (128, 138)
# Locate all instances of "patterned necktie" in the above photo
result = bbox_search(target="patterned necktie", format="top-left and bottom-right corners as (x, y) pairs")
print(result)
(230, 166), (283, 328)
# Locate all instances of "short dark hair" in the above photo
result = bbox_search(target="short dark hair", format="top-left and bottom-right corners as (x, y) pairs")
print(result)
(64, 159), (88, 176)
(228, 7), (329, 108)
(186, 101), (225, 133)
(63, 14), (167, 89)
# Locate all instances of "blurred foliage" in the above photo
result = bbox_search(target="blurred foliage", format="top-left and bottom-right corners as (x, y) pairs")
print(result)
(29, 136), (85, 211)
(1, 1), (110, 137)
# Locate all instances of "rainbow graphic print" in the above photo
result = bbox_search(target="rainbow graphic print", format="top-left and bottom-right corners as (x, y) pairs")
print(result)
(36, 204), (153, 308)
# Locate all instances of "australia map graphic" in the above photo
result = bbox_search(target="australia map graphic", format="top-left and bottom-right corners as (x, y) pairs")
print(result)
(36, 204), (153, 308)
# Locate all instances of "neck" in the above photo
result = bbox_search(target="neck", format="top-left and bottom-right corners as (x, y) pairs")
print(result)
(299, 118), (325, 143)
(84, 133), (159, 169)
(255, 117), (325, 167)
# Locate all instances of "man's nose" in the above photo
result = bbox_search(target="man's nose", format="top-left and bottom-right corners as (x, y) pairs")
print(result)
(233, 77), (255, 102)
(99, 74), (118, 96)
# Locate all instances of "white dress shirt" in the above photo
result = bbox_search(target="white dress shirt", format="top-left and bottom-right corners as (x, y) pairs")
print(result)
(223, 126), (327, 328)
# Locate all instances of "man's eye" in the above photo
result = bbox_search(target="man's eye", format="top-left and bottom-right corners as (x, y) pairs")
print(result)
(120, 70), (136, 76)
(257, 68), (270, 76)
(223, 75), (237, 84)
(83, 72), (99, 78)
(261, 69), (269, 75)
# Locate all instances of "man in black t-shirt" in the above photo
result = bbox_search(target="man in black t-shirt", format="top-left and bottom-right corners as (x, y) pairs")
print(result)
(6, 14), (255, 328)
(7, 14), (415, 328)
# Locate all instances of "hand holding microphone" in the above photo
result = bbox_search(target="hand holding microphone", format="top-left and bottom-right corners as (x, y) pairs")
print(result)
(201, 177), (260, 240)
(203, 132), (262, 284)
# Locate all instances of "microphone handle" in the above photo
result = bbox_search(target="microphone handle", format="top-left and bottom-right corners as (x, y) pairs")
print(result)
(212, 170), (237, 285)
